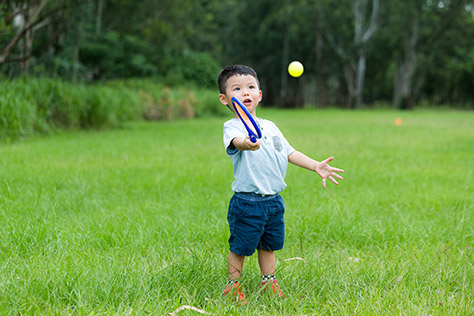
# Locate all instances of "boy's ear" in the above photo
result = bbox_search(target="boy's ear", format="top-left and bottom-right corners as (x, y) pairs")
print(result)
(219, 94), (229, 106)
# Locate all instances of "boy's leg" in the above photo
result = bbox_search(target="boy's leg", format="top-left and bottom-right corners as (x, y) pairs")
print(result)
(257, 249), (275, 275)
(228, 251), (245, 280)
(258, 249), (285, 298)
(225, 251), (247, 304)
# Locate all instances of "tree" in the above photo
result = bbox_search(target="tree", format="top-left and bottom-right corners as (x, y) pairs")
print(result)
(322, 0), (379, 108)
(0, 0), (94, 77)
(1, 0), (473, 107)
(0, 0), (50, 69)
(389, 0), (471, 109)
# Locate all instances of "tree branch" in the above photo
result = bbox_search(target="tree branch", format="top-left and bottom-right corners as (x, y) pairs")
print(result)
(362, 0), (379, 43)
(322, 28), (353, 69)
(2, 54), (32, 63)
(0, 0), (50, 64)
(419, 0), (466, 55)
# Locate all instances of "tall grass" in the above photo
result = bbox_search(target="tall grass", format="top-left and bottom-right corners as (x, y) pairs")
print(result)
(0, 78), (225, 141)
(105, 79), (227, 119)
(0, 78), (143, 140)
(0, 109), (472, 315)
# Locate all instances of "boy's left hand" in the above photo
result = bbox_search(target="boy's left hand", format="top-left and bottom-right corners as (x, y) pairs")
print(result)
(316, 157), (344, 189)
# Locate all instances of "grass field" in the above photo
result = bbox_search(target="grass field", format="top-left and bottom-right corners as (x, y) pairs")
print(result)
(0, 108), (473, 315)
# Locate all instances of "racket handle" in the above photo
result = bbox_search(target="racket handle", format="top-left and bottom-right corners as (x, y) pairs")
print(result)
(250, 135), (257, 143)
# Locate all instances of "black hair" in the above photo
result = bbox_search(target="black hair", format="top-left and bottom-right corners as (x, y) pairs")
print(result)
(217, 64), (260, 94)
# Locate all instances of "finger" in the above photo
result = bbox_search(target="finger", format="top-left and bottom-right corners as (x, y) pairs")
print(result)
(333, 173), (344, 180)
(329, 176), (339, 185)
(322, 178), (327, 189)
(322, 157), (334, 164)
(331, 167), (344, 173)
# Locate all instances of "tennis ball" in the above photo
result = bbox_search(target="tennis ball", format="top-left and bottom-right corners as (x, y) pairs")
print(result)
(395, 118), (402, 125)
(288, 61), (304, 77)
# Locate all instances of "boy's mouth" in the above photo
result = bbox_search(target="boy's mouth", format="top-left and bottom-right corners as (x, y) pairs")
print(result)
(243, 98), (252, 106)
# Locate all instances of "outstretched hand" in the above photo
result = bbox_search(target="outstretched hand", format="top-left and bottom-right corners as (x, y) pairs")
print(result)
(316, 157), (344, 189)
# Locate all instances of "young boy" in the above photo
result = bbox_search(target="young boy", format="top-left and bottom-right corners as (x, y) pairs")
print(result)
(218, 65), (344, 303)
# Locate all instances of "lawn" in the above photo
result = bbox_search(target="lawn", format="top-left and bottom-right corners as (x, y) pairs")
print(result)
(0, 108), (473, 315)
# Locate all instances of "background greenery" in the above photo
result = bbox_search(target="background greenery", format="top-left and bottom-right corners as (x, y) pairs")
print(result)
(0, 109), (472, 315)
(1, 0), (474, 109)
(0, 78), (226, 141)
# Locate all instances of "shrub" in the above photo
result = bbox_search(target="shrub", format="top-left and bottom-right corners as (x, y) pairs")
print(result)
(163, 50), (221, 88)
(0, 77), (223, 141)
(194, 88), (228, 118)
(107, 79), (225, 120)
(81, 85), (143, 128)
(0, 85), (36, 140)
(19, 78), (84, 130)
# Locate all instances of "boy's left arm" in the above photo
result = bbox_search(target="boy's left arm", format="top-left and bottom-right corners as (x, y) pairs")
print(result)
(288, 151), (344, 189)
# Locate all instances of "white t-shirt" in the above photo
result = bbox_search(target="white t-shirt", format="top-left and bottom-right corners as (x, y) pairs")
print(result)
(223, 118), (295, 195)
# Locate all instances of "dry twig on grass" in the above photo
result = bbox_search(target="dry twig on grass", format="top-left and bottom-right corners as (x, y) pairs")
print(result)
(169, 305), (216, 316)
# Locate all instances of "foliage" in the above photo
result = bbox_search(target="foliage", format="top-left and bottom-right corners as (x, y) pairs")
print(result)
(1, 0), (473, 108)
(80, 31), (158, 79)
(0, 85), (36, 139)
(105, 79), (227, 120)
(0, 78), (225, 140)
(0, 78), (142, 140)
(162, 50), (222, 88)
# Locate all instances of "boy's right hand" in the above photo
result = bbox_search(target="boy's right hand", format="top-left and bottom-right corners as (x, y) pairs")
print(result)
(233, 136), (260, 151)
(243, 136), (260, 151)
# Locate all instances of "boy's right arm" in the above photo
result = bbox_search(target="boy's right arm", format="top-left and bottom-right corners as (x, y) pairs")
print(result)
(231, 137), (261, 151)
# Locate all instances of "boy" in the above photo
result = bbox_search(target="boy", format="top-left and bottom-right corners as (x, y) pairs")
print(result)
(218, 65), (344, 304)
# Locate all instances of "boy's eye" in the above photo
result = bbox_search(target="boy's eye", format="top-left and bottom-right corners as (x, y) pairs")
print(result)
(233, 87), (240, 91)
(249, 85), (255, 89)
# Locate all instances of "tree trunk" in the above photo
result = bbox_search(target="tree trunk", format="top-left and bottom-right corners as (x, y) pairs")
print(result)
(354, 50), (366, 108)
(279, 30), (289, 103)
(351, 0), (379, 109)
(393, 16), (419, 110)
(315, 14), (327, 107)
(343, 64), (355, 108)
(0, 0), (49, 65)
(96, 0), (104, 34)
(21, 5), (37, 74)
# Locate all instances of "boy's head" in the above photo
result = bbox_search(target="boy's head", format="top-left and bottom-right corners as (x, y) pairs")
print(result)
(217, 65), (262, 115)
(217, 65), (260, 95)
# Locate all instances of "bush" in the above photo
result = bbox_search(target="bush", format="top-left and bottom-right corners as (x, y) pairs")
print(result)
(106, 79), (226, 120)
(194, 88), (228, 117)
(0, 78), (145, 140)
(0, 85), (36, 140)
(80, 32), (158, 80)
(0, 77), (223, 141)
(163, 50), (221, 88)
(19, 78), (84, 130)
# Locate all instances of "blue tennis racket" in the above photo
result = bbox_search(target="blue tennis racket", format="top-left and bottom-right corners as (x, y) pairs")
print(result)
(231, 97), (262, 143)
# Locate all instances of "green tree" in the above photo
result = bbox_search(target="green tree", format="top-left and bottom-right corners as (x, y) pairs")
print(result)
(385, 0), (472, 109)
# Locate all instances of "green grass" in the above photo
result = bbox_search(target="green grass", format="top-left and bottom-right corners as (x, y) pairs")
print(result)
(0, 109), (473, 315)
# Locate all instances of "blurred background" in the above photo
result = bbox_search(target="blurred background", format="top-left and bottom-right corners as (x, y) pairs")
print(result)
(1, 0), (473, 110)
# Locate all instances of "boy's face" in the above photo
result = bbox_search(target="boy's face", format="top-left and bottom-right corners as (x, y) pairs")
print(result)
(219, 75), (262, 117)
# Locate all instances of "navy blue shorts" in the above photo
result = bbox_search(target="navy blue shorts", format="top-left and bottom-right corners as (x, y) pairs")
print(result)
(227, 192), (285, 256)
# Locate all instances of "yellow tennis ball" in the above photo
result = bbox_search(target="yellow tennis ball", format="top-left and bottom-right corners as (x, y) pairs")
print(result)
(288, 61), (304, 77)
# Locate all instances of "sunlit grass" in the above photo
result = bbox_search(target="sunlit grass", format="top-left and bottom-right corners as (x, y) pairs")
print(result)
(0, 109), (473, 315)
